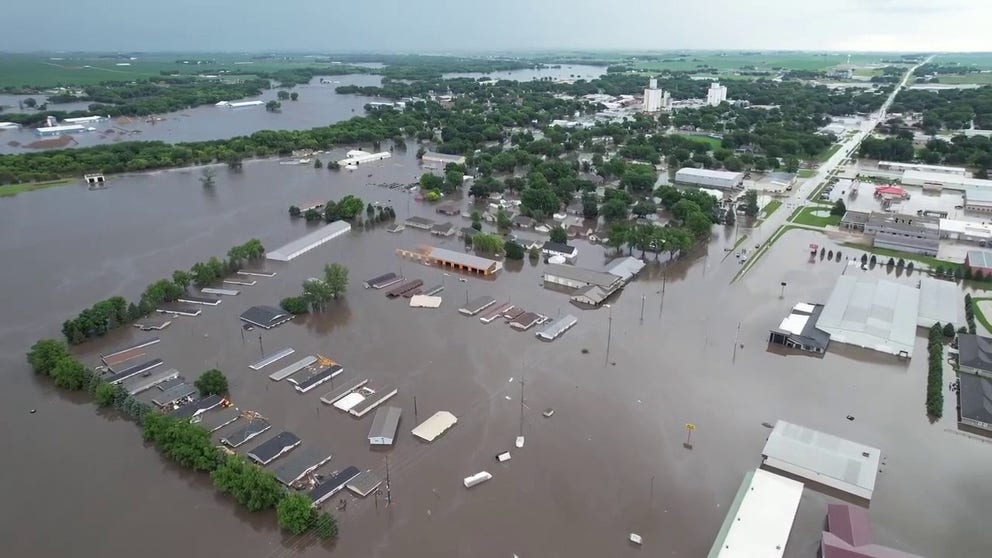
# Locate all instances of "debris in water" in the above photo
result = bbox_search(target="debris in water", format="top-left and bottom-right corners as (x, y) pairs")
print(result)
(542, 408), (554, 418)
(629, 533), (643, 545)
(515, 436), (525, 448)
(846, 415), (855, 421)
(497, 452), (511, 462)
(29, 409), (36, 414)
(761, 422), (774, 428)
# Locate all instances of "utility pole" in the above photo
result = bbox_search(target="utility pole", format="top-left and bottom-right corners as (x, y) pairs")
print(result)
(414, 396), (418, 423)
(605, 304), (614, 365)
(384, 455), (392, 507)
(519, 378), (525, 437)
(640, 294), (645, 324)
(258, 334), (264, 357)
(780, 281), (787, 299)
(732, 321), (741, 362)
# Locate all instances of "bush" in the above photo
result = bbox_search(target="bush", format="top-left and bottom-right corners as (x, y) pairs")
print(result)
(195, 369), (228, 396)
(280, 296), (310, 315)
(926, 323), (944, 419)
(94, 382), (118, 407)
(504, 240), (524, 260)
(942, 322), (956, 338)
(277, 492), (316, 535)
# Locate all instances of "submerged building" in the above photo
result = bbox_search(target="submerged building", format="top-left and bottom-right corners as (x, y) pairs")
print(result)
(675, 168), (744, 190)
(768, 303), (830, 354)
(266, 220), (351, 261)
(821, 503), (923, 558)
(816, 276), (919, 358)
(707, 468), (804, 558)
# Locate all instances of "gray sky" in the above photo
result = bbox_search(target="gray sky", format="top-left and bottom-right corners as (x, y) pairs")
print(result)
(4, 0), (990, 52)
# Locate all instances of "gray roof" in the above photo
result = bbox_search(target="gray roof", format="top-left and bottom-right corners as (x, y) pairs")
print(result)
(536, 314), (578, 340)
(959, 372), (992, 427)
(571, 284), (610, 305)
(542, 241), (577, 255)
(266, 221), (351, 261)
(767, 171), (796, 184)
(405, 216), (435, 226)
(346, 469), (383, 497)
(966, 186), (992, 203)
(840, 210), (871, 225)
(247, 431), (302, 465)
(368, 406), (402, 444)
(195, 407), (241, 432)
(917, 277), (960, 328)
(152, 383), (196, 407)
(239, 305), (290, 329)
(220, 419), (271, 448)
(815, 276), (919, 356)
(544, 263), (622, 289)
(431, 222), (455, 232)
(461, 296), (496, 313)
(171, 394), (224, 419)
(967, 250), (992, 268)
(425, 246), (500, 272)
(606, 256), (645, 282)
(957, 334), (992, 373)
(773, 303), (831, 351)
(866, 212), (940, 235)
(274, 447), (334, 486)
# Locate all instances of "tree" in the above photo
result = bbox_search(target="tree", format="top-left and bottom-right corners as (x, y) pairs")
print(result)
(549, 226), (568, 244)
(504, 240), (524, 260)
(472, 233), (504, 254)
(289, 205), (301, 217)
(277, 492), (316, 535)
(632, 201), (657, 217)
(200, 168), (216, 188)
(496, 208), (512, 230)
(420, 173), (444, 191)
(445, 169), (465, 193)
(290, 92), (299, 101)
(784, 156), (800, 174)
(211, 454), (284, 511)
(26, 339), (69, 376)
(830, 199), (847, 216)
(172, 270), (192, 290)
(313, 158), (323, 169)
(314, 512), (339, 539)
(23, 97), (37, 108)
(277, 90), (290, 100)
(943, 322), (956, 338)
(94, 382), (118, 407)
(529, 246), (540, 261)
(743, 191), (759, 217)
(52, 356), (90, 391)
(280, 296), (309, 315)
(323, 263), (349, 298)
(686, 211), (713, 239)
(581, 192), (599, 219)
(601, 198), (629, 222)
(521, 186), (560, 216)
(225, 153), (243, 172)
(302, 278), (334, 311)
(195, 369), (228, 396)
(620, 166), (658, 193)
(367, 202), (375, 219)
(265, 100), (281, 112)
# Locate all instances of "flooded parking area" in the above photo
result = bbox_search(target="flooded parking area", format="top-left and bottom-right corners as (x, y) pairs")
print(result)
(0, 149), (989, 557)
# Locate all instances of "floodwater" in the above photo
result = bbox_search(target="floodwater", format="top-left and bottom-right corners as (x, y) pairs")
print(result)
(0, 147), (989, 558)
(0, 75), (386, 154)
(442, 64), (606, 82)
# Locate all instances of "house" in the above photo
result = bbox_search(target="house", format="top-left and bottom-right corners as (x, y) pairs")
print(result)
(431, 222), (456, 237)
(542, 241), (578, 262)
(512, 215), (535, 229)
(566, 224), (592, 238)
(405, 216), (435, 230)
(436, 204), (460, 216)
(459, 226), (480, 239)
(239, 306), (292, 330)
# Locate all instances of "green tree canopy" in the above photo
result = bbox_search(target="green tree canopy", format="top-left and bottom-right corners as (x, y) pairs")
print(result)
(195, 369), (228, 396)
(277, 492), (317, 535)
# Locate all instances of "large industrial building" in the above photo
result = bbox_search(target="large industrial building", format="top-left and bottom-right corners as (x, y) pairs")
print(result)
(761, 420), (881, 502)
(675, 168), (745, 190)
(958, 372), (992, 434)
(901, 169), (992, 192)
(706, 81), (728, 106)
(878, 161), (967, 176)
(642, 78), (671, 112)
(266, 221), (351, 261)
(421, 151), (466, 166)
(963, 186), (992, 212)
(863, 212), (940, 257)
(707, 468), (804, 558)
(816, 276), (919, 358)
(957, 334), (992, 380)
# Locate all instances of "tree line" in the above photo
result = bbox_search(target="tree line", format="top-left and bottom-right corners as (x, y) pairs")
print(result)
(926, 323), (946, 419)
(890, 86), (992, 132)
(26, 338), (338, 538)
(61, 239), (264, 344)
(281, 263), (349, 315)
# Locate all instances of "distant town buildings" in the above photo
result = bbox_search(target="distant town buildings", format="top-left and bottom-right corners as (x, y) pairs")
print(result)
(706, 81), (728, 106)
(863, 212), (940, 257)
(642, 77), (671, 112)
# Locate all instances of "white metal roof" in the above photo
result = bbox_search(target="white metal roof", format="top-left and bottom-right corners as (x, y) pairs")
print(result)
(793, 303), (816, 313)
(762, 420), (880, 501)
(778, 314), (810, 336)
(903, 169), (992, 189)
(675, 167), (744, 180)
(412, 411), (457, 442)
(815, 276), (919, 356)
(917, 277), (961, 329)
(409, 295), (442, 308)
(334, 392), (365, 411)
(966, 186), (992, 203)
(709, 469), (803, 558)
(266, 221), (351, 261)
(941, 219), (992, 239)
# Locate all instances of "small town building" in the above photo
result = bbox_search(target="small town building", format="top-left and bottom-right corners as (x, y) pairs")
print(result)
(901, 169), (992, 192)
(36, 124), (90, 136)
(878, 161), (966, 176)
(398, 246), (502, 276)
(274, 448), (334, 487)
(958, 372), (992, 434)
(541, 241), (578, 262)
(404, 216), (435, 230)
(956, 334), (992, 380)
(459, 226), (479, 239)
(939, 219), (992, 244)
(266, 220), (351, 261)
(309, 466), (361, 506)
(863, 212), (940, 257)
(123, 367), (179, 395)
(816, 276), (919, 358)
(430, 222), (456, 237)
(606, 256), (646, 282)
(762, 420), (880, 502)
(171, 394), (225, 419)
(436, 203), (460, 216)
(873, 185), (908, 199)
(247, 431), (302, 465)
(675, 168), (744, 190)
(839, 210), (870, 232)
(106, 358), (164, 384)
(412, 411), (457, 442)
(963, 186), (992, 212)
(368, 406), (402, 446)
(239, 305), (292, 329)
(966, 250), (992, 276)
(768, 303), (830, 354)
(536, 315), (578, 341)
(194, 407), (241, 433)
(337, 150), (391, 167)
(542, 264), (623, 292)
(766, 172), (797, 190)
(917, 277), (961, 329)
(512, 215), (535, 229)
(821, 503), (924, 558)
(346, 469), (383, 497)
(421, 151), (466, 166)
(221, 418), (272, 448)
(459, 296), (497, 316)
(706, 468), (803, 558)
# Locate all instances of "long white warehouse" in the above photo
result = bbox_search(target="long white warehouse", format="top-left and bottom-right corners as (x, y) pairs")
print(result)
(675, 167), (744, 190)
(216, 100), (265, 108)
(707, 469), (804, 558)
(901, 169), (992, 192)
(339, 150), (392, 167)
(266, 221), (351, 261)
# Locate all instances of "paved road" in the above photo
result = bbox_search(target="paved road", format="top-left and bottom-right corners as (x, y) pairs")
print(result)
(732, 56), (933, 278)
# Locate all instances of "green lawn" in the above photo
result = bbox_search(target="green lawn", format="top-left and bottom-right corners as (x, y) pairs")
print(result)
(838, 242), (963, 272)
(930, 73), (992, 85)
(797, 169), (816, 179)
(673, 134), (722, 150)
(971, 298), (992, 334)
(0, 178), (74, 197)
(933, 53), (992, 69)
(761, 199), (782, 219)
(631, 52), (889, 73)
(816, 143), (842, 162)
(791, 206), (840, 228)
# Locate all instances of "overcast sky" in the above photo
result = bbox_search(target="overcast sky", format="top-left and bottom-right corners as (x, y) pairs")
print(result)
(4, 0), (990, 53)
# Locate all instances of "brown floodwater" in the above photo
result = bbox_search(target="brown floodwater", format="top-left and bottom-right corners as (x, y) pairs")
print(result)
(0, 148), (988, 558)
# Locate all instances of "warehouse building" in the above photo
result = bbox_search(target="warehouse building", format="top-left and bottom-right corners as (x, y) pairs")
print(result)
(821, 503), (923, 558)
(878, 161), (966, 176)
(35, 124), (91, 136)
(863, 212), (940, 257)
(901, 169), (992, 192)
(816, 276), (919, 358)
(239, 305), (292, 329)
(964, 186), (992, 212)
(956, 334), (992, 380)
(368, 406), (402, 446)
(398, 246), (502, 276)
(966, 250), (992, 277)
(768, 303), (830, 354)
(917, 277), (961, 329)
(958, 372), (992, 434)
(421, 151), (466, 166)
(707, 468), (804, 558)
(839, 210), (870, 232)
(675, 168), (744, 190)
(266, 221), (351, 261)
(761, 420), (880, 502)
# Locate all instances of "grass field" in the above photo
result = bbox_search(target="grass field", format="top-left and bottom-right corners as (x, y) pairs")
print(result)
(817, 143), (842, 162)
(838, 242), (963, 272)
(797, 169), (816, 179)
(791, 206), (840, 228)
(933, 53), (992, 69)
(0, 178), (74, 197)
(632, 52), (890, 73)
(677, 134), (722, 150)
(0, 53), (340, 89)
(761, 200), (782, 219)
(931, 73), (992, 85)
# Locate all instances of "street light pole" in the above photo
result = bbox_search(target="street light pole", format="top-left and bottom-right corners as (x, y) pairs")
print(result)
(604, 304), (614, 365)
(780, 281), (787, 299)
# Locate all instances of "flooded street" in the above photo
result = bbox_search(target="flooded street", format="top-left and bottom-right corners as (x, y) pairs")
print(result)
(0, 75), (386, 154)
(1, 149), (989, 558)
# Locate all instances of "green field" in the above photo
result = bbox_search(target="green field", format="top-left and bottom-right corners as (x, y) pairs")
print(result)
(838, 242), (963, 272)
(933, 53), (992, 69)
(631, 52), (892, 73)
(817, 143), (842, 162)
(797, 169), (816, 179)
(761, 200), (782, 219)
(930, 73), (992, 85)
(679, 134), (723, 150)
(0, 178), (74, 197)
(791, 205), (840, 227)
(0, 53), (344, 89)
